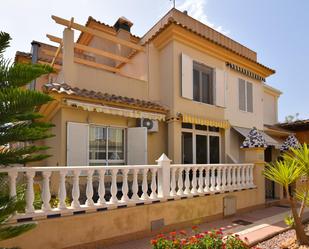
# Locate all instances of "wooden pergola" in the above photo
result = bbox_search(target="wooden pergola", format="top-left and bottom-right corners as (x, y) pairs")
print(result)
(45, 15), (145, 74)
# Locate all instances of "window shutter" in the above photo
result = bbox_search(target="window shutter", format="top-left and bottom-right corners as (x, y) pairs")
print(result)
(246, 82), (253, 112)
(67, 122), (89, 166)
(238, 79), (246, 111)
(215, 68), (225, 107)
(127, 127), (147, 165)
(181, 53), (193, 99)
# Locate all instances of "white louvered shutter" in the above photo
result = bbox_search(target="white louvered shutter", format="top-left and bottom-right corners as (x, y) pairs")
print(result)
(246, 82), (253, 112)
(127, 127), (147, 165)
(67, 122), (89, 166)
(238, 79), (246, 111)
(215, 68), (225, 107)
(181, 53), (193, 99)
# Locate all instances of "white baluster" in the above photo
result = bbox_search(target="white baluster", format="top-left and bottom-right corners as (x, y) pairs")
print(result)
(150, 168), (158, 199)
(97, 169), (106, 205)
(250, 165), (254, 187)
(132, 168), (139, 202)
(8, 170), (17, 197)
(197, 167), (204, 194)
(170, 167), (177, 197)
(85, 169), (94, 207)
(141, 168), (149, 200)
(184, 168), (191, 195)
(109, 168), (118, 204)
(191, 167), (198, 195)
(210, 166), (216, 192)
(237, 166), (242, 189)
(244, 165), (249, 188)
(232, 166), (237, 189)
(42, 171), (52, 211)
(26, 171), (35, 214)
(216, 166), (222, 192)
(226, 166), (232, 190)
(204, 167), (210, 193)
(71, 169), (81, 209)
(121, 168), (129, 203)
(58, 170), (67, 209)
(221, 166), (227, 192)
(241, 166), (246, 188)
(177, 167), (184, 196)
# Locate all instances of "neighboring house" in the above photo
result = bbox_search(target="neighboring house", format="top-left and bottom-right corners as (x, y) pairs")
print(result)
(278, 119), (309, 144)
(15, 9), (282, 175)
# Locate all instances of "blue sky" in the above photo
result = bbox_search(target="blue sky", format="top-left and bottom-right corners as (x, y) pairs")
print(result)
(2, 0), (308, 121)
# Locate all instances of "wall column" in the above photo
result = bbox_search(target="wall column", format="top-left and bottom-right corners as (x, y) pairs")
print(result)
(242, 147), (266, 205)
(62, 28), (76, 85)
(167, 119), (182, 163)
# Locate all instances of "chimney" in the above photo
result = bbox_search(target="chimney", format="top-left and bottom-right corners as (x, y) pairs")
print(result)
(114, 16), (133, 33)
(29, 41), (41, 90)
(183, 10), (188, 15)
(113, 17), (134, 59)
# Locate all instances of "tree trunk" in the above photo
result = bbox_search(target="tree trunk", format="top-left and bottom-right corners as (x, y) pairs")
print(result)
(289, 196), (309, 245)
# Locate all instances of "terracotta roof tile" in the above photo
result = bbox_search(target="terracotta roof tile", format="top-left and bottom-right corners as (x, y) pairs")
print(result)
(43, 83), (168, 113)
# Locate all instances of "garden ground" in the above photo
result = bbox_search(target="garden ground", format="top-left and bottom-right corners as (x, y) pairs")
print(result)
(100, 205), (309, 249)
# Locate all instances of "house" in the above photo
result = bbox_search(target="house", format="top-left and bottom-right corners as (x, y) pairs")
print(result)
(278, 119), (309, 144)
(15, 9), (282, 168)
(4, 8), (291, 249)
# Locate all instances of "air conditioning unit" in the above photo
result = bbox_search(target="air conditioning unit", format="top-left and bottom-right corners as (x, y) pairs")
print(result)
(138, 118), (159, 133)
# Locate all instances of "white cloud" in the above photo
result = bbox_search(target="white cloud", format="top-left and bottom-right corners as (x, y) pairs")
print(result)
(177, 0), (229, 35)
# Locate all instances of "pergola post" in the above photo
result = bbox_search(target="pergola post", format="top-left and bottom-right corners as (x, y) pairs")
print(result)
(62, 28), (75, 85)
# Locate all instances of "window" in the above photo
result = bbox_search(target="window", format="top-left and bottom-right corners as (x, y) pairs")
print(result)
(181, 124), (220, 164)
(89, 126), (125, 165)
(193, 62), (214, 105)
(239, 79), (253, 112)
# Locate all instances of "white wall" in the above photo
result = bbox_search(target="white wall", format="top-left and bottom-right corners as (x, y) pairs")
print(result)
(263, 91), (278, 125)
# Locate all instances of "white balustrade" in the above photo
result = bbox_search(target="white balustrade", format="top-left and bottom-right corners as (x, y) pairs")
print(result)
(191, 167), (198, 195)
(197, 167), (204, 194)
(121, 168), (129, 203)
(97, 168), (106, 205)
(0, 158), (254, 219)
(58, 170), (68, 209)
(141, 168), (149, 200)
(150, 168), (157, 199)
(42, 171), (52, 211)
(85, 169), (94, 207)
(177, 167), (184, 196)
(170, 167), (177, 197)
(26, 171), (35, 214)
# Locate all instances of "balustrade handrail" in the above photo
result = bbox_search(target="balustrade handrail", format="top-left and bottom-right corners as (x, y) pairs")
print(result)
(0, 164), (160, 172)
(171, 163), (253, 168)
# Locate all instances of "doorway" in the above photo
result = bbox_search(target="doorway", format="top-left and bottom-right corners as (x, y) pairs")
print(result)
(265, 146), (276, 199)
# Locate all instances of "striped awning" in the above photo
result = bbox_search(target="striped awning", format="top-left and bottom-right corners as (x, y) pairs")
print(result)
(182, 114), (230, 129)
(226, 62), (265, 82)
(65, 99), (166, 121)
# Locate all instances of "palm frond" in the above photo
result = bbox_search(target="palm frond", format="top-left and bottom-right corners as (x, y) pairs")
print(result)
(264, 159), (302, 188)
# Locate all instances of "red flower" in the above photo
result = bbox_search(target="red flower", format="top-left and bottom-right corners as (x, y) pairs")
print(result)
(169, 231), (177, 237)
(179, 230), (187, 235)
(150, 239), (157, 245)
(156, 233), (165, 239)
(192, 225), (198, 230)
(180, 238), (187, 245)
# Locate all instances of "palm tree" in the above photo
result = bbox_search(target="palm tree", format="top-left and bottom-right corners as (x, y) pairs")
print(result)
(264, 144), (309, 245)
(0, 31), (53, 246)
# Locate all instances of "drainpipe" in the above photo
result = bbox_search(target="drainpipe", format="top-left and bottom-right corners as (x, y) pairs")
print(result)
(29, 41), (40, 90)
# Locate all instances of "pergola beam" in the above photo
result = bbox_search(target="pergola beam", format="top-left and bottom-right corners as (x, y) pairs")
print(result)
(51, 15), (145, 52)
(46, 34), (130, 63)
(74, 57), (120, 73)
